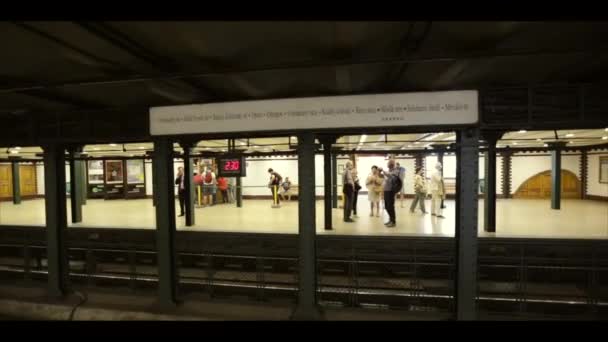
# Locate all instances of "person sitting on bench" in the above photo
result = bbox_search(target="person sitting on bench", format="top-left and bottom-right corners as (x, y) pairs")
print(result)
(280, 177), (292, 201)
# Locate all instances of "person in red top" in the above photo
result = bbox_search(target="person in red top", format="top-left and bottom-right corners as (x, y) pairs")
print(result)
(217, 176), (229, 203)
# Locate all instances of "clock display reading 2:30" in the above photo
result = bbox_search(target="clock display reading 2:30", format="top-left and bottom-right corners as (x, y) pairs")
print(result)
(223, 160), (240, 171)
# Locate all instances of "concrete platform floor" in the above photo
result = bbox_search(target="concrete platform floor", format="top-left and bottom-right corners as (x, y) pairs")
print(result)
(0, 197), (606, 239)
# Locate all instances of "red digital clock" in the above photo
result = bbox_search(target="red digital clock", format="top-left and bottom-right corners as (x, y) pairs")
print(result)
(223, 160), (240, 171)
(217, 156), (246, 177)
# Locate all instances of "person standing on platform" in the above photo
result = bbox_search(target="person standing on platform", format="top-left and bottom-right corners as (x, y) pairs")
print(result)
(430, 162), (446, 218)
(366, 166), (383, 217)
(217, 176), (229, 204)
(342, 161), (355, 222)
(202, 167), (216, 207)
(175, 166), (186, 217)
(352, 170), (362, 217)
(409, 166), (428, 214)
(396, 162), (406, 208)
(268, 168), (282, 206)
(381, 159), (401, 228)
(378, 168), (386, 210)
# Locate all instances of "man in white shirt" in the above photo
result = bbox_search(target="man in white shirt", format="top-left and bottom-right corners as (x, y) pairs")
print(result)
(430, 162), (446, 218)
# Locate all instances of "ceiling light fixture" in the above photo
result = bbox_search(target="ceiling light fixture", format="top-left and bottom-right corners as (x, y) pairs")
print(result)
(10, 150), (18, 154)
(518, 130), (527, 134)
(603, 136), (608, 140)
(565, 133), (574, 138)
(110, 143), (117, 147)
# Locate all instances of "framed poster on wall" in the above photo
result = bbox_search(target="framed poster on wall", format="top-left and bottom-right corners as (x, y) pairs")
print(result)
(600, 156), (608, 184)
(126, 159), (145, 184)
(87, 160), (104, 184)
(105, 160), (124, 184)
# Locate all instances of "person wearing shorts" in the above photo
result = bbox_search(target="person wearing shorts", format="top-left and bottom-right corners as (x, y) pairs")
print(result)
(202, 168), (216, 206)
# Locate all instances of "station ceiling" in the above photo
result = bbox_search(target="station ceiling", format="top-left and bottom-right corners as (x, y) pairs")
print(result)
(1, 21), (608, 122)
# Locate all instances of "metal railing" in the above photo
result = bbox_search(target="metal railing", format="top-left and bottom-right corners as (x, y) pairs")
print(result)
(1, 230), (607, 319)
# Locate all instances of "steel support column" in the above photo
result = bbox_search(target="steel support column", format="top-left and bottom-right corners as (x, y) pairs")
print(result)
(550, 142), (566, 210)
(180, 141), (196, 226)
(320, 136), (336, 230)
(236, 176), (243, 208)
(331, 153), (338, 209)
(482, 132), (502, 233)
(79, 159), (87, 206)
(501, 151), (513, 198)
(11, 161), (20, 204)
(454, 128), (479, 320)
(153, 137), (178, 308)
(43, 144), (69, 297)
(580, 149), (588, 199)
(291, 132), (323, 320)
(68, 147), (83, 223)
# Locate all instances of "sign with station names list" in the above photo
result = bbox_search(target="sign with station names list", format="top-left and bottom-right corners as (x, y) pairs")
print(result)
(149, 90), (478, 136)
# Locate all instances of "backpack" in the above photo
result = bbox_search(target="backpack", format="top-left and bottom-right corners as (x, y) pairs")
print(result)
(390, 174), (402, 193)
(205, 171), (213, 183)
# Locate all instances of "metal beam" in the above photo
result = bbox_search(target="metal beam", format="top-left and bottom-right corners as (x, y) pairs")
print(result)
(291, 132), (323, 320)
(68, 147), (83, 223)
(11, 22), (125, 74)
(320, 136), (336, 230)
(75, 22), (216, 100)
(180, 141), (196, 226)
(331, 152), (338, 209)
(11, 161), (20, 204)
(43, 143), (69, 297)
(454, 128), (479, 320)
(482, 131), (503, 232)
(549, 142), (567, 210)
(153, 137), (178, 308)
(430, 22), (528, 89)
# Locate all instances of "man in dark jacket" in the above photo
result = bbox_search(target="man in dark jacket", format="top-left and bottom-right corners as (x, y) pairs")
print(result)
(175, 166), (186, 217)
(382, 159), (400, 227)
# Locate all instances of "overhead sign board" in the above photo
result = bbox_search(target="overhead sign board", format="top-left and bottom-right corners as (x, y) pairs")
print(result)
(150, 90), (478, 136)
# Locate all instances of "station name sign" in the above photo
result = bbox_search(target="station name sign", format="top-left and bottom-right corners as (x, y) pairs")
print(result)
(149, 90), (478, 136)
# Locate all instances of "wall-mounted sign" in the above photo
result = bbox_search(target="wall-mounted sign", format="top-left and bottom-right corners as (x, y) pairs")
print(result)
(149, 90), (478, 136)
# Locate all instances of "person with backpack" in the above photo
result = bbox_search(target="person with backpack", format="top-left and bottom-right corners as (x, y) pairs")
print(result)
(202, 167), (216, 206)
(268, 168), (282, 206)
(381, 159), (402, 228)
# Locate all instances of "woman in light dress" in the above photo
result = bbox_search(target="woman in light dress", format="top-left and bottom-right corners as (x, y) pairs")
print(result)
(365, 166), (384, 217)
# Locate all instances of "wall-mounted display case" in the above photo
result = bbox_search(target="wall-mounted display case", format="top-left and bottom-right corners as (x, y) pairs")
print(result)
(86, 158), (147, 200)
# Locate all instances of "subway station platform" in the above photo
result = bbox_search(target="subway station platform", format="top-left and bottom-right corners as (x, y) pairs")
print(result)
(1, 197), (606, 239)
